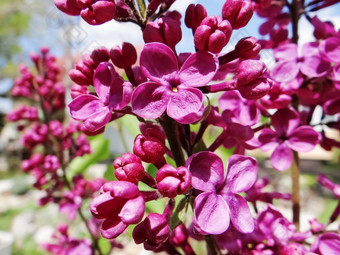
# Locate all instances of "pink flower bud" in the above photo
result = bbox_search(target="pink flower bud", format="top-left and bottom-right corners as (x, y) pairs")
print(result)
(133, 213), (170, 252)
(222, 0), (254, 29)
(90, 46), (110, 66)
(90, 181), (145, 239)
(49, 120), (64, 138)
(54, 0), (82, 15)
(43, 155), (60, 172)
(235, 36), (261, 59)
(139, 122), (166, 143)
(184, 4), (207, 33)
(80, 0), (116, 25)
(110, 42), (137, 69)
(236, 60), (266, 86)
(156, 164), (191, 198)
(133, 134), (166, 166)
(113, 153), (145, 183)
(237, 77), (272, 100)
(194, 16), (232, 53)
(143, 17), (182, 50)
(70, 83), (90, 99)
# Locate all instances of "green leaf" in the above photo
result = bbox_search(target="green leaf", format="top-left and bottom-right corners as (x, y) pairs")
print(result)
(68, 134), (110, 177)
(119, 114), (140, 137)
(104, 164), (117, 181)
(98, 237), (111, 255)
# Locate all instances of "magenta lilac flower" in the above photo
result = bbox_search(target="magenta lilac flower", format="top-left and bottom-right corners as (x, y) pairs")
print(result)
(90, 181), (145, 239)
(186, 151), (257, 235)
(69, 62), (132, 132)
(132, 42), (218, 124)
(259, 107), (320, 171)
(155, 164), (191, 198)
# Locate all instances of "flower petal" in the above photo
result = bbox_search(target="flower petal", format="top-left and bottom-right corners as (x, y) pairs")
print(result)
(108, 77), (125, 109)
(225, 194), (254, 233)
(300, 55), (330, 78)
(223, 155), (257, 194)
(186, 151), (224, 192)
(270, 142), (292, 171)
(119, 195), (145, 224)
(94, 62), (117, 105)
(167, 87), (204, 124)
(83, 106), (112, 132)
(324, 96), (340, 115)
(140, 42), (178, 83)
(271, 107), (300, 137)
(101, 218), (128, 239)
(287, 126), (319, 152)
(258, 128), (279, 151)
(193, 192), (230, 235)
(320, 37), (340, 63)
(132, 82), (170, 119)
(271, 60), (300, 82)
(179, 51), (218, 87)
(69, 94), (105, 120)
(273, 43), (298, 61)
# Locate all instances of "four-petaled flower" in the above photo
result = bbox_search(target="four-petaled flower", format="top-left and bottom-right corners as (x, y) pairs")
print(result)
(259, 107), (320, 171)
(186, 151), (257, 235)
(69, 62), (132, 132)
(132, 42), (218, 124)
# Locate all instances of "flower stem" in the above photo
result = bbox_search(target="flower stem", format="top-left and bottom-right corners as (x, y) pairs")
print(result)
(291, 150), (300, 231)
(136, 0), (146, 18)
(159, 114), (185, 167)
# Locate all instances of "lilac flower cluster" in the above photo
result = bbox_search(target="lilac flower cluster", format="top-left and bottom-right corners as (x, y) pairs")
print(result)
(7, 0), (340, 254)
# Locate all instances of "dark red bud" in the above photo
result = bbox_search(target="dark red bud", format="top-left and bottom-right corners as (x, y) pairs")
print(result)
(222, 0), (254, 29)
(235, 36), (261, 59)
(110, 42), (137, 69)
(185, 4), (207, 33)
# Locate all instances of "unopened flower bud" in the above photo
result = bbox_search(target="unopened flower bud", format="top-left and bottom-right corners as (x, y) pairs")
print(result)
(133, 213), (170, 252)
(222, 0), (254, 29)
(110, 42), (137, 69)
(80, 0), (116, 25)
(70, 83), (90, 99)
(194, 16), (232, 53)
(143, 17), (182, 50)
(156, 164), (191, 198)
(49, 120), (64, 138)
(236, 60), (266, 86)
(235, 36), (261, 59)
(43, 155), (60, 172)
(113, 153), (145, 183)
(139, 122), (166, 143)
(185, 4), (207, 33)
(238, 77), (272, 100)
(133, 134), (166, 167)
(54, 0), (82, 15)
(91, 46), (110, 66)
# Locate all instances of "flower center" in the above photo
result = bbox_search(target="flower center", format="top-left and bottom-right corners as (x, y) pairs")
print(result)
(167, 73), (181, 92)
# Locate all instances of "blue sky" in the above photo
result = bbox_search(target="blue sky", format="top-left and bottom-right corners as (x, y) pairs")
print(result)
(16, 1), (340, 60)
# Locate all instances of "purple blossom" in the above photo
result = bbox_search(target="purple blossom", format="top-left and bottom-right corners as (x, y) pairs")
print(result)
(186, 151), (257, 235)
(43, 224), (92, 255)
(69, 62), (132, 132)
(90, 181), (145, 239)
(218, 90), (261, 126)
(259, 107), (320, 171)
(132, 42), (218, 124)
(156, 164), (191, 198)
(271, 42), (331, 83)
(311, 232), (340, 255)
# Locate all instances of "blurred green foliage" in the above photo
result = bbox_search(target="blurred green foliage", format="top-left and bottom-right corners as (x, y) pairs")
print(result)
(0, 0), (30, 77)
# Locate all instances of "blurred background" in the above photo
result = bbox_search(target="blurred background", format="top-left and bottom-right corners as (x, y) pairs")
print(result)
(1, 0), (340, 254)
